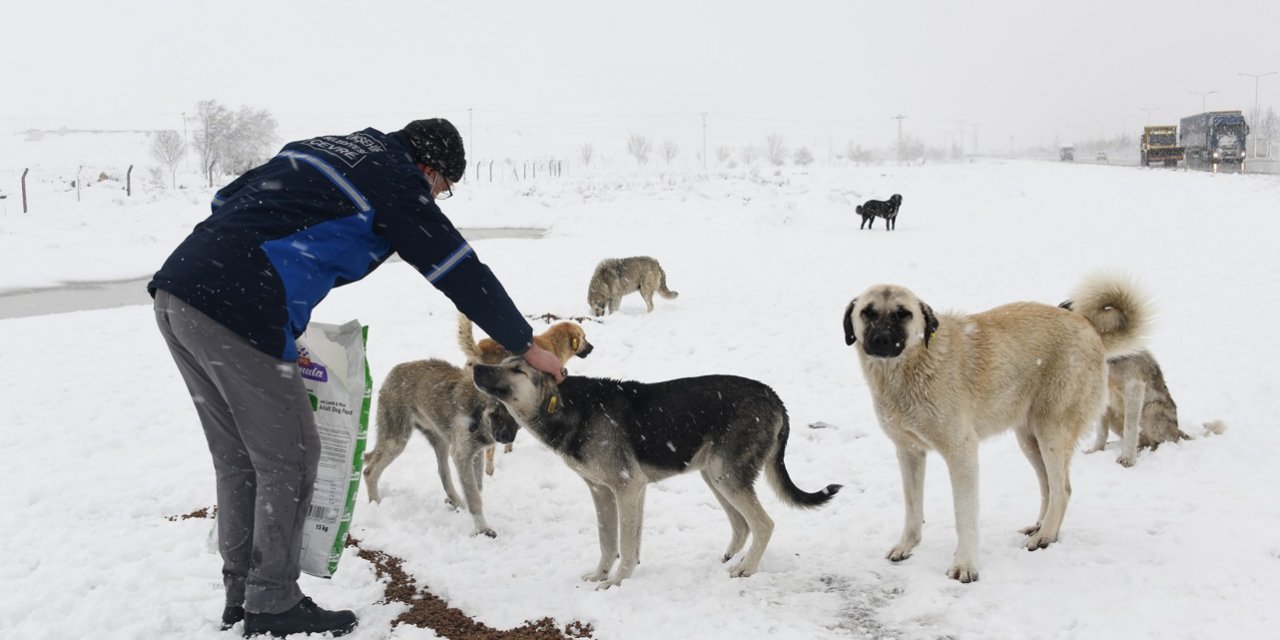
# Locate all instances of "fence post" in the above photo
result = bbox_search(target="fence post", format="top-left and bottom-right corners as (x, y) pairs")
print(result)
(22, 168), (29, 213)
(127, 165), (133, 197)
(512, 165), (519, 182)
(76, 165), (83, 202)
(488, 160), (494, 183)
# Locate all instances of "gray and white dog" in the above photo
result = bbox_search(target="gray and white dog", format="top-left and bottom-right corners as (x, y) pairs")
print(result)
(1086, 350), (1188, 466)
(472, 358), (842, 588)
(363, 359), (518, 537)
(587, 256), (679, 316)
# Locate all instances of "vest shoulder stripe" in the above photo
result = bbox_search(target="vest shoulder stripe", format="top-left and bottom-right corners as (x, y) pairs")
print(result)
(279, 150), (372, 212)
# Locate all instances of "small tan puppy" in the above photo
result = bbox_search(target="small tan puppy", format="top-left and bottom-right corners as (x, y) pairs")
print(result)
(843, 275), (1151, 582)
(457, 315), (593, 366)
(458, 315), (594, 473)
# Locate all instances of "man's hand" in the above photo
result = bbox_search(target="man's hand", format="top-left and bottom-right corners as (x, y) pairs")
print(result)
(523, 345), (566, 383)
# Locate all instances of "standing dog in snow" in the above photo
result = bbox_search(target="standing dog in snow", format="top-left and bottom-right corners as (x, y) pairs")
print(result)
(587, 256), (679, 316)
(472, 359), (842, 588)
(843, 275), (1150, 582)
(362, 359), (519, 537)
(856, 194), (903, 230)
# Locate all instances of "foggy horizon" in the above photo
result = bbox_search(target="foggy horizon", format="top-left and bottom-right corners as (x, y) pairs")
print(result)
(4, 0), (1277, 158)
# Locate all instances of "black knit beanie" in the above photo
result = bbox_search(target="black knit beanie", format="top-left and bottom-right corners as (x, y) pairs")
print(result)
(400, 118), (466, 182)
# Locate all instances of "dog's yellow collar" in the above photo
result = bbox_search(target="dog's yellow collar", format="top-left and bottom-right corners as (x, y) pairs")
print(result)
(545, 395), (559, 414)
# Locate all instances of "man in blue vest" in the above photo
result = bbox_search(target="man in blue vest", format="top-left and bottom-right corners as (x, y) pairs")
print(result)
(150, 118), (563, 637)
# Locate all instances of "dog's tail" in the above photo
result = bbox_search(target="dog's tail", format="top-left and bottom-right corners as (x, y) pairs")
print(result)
(855, 205), (863, 215)
(456, 314), (483, 362)
(766, 414), (842, 509)
(1067, 274), (1153, 359)
(658, 268), (678, 299)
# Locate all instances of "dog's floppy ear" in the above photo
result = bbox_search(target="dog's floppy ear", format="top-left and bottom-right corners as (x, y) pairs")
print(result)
(920, 301), (939, 348)
(843, 298), (858, 346)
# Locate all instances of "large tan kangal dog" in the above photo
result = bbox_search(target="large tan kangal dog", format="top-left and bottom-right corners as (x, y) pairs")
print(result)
(843, 275), (1151, 582)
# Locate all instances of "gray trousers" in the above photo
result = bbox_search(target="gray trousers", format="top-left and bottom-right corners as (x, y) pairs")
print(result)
(153, 289), (319, 614)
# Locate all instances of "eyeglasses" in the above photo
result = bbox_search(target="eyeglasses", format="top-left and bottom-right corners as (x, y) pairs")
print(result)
(426, 168), (454, 201)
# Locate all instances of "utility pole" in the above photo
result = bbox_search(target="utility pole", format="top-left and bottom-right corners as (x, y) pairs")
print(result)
(1239, 72), (1277, 159)
(701, 112), (708, 170)
(891, 114), (907, 162)
(1139, 107), (1155, 126)
(1189, 90), (1218, 113)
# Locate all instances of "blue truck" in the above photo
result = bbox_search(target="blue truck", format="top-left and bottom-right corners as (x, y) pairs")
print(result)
(1180, 111), (1250, 173)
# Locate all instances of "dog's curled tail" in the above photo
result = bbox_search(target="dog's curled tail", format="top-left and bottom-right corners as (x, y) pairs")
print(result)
(855, 204), (864, 215)
(456, 314), (482, 362)
(658, 268), (679, 299)
(767, 416), (842, 509)
(1068, 274), (1153, 359)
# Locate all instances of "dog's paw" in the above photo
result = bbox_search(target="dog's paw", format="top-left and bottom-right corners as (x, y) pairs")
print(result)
(1025, 532), (1056, 551)
(885, 545), (914, 563)
(1116, 454), (1136, 468)
(473, 527), (497, 538)
(1018, 523), (1042, 536)
(581, 569), (610, 582)
(444, 497), (461, 510)
(595, 577), (624, 590)
(728, 562), (757, 578)
(946, 563), (979, 583)
(721, 553), (734, 564)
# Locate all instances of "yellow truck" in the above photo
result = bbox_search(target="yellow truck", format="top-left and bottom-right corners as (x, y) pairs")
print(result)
(1140, 125), (1183, 167)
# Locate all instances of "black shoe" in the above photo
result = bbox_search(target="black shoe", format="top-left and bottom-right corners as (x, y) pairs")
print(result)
(243, 597), (357, 638)
(221, 605), (245, 631)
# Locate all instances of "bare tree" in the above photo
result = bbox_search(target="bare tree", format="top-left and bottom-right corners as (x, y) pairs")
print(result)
(192, 99), (278, 186)
(845, 142), (873, 165)
(1259, 107), (1279, 158)
(792, 147), (814, 166)
(150, 130), (186, 189)
(765, 133), (787, 166)
(715, 146), (731, 163)
(740, 145), (759, 165)
(626, 134), (652, 167)
(220, 106), (278, 174)
(660, 140), (679, 167)
(193, 99), (234, 187)
(579, 143), (594, 166)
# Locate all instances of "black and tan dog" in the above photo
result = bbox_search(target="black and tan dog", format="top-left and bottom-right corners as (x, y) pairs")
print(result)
(458, 315), (594, 474)
(856, 194), (903, 230)
(472, 359), (842, 588)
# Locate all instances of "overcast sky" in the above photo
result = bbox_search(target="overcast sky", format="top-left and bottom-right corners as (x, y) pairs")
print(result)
(4, 0), (1278, 157)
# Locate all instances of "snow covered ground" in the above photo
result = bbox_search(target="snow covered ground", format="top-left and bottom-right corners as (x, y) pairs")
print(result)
(2, 156), (1279, 639)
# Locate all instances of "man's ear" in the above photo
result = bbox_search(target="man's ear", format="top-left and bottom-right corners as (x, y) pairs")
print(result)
(921, 301), (939, 348)
(843, 298), (859, 346)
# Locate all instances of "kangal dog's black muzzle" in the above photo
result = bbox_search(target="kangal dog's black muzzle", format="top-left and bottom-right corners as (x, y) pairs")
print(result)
(862, 323), (909, 358)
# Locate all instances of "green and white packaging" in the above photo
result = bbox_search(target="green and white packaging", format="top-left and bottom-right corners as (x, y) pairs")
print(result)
(294, 320), (372, 578)
(205, 320), (372, 577)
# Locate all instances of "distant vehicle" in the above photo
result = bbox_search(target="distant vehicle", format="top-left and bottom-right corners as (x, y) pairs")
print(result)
(1140, 125), (1184, 167)
(1096, 151), (1109, 162)
(1060, 145), (1075, 162)
(1180, 111), (1249, 173)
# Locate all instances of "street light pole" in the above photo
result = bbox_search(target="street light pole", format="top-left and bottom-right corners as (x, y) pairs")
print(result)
(1189, 90), (1218, 113)
(1239, 72), (1277, 159)
(1139, 107), (1156, 126)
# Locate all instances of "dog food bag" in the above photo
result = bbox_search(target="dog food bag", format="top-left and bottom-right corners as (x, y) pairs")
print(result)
(203, 320), (372, 578)
(294, 320), (372, 578)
